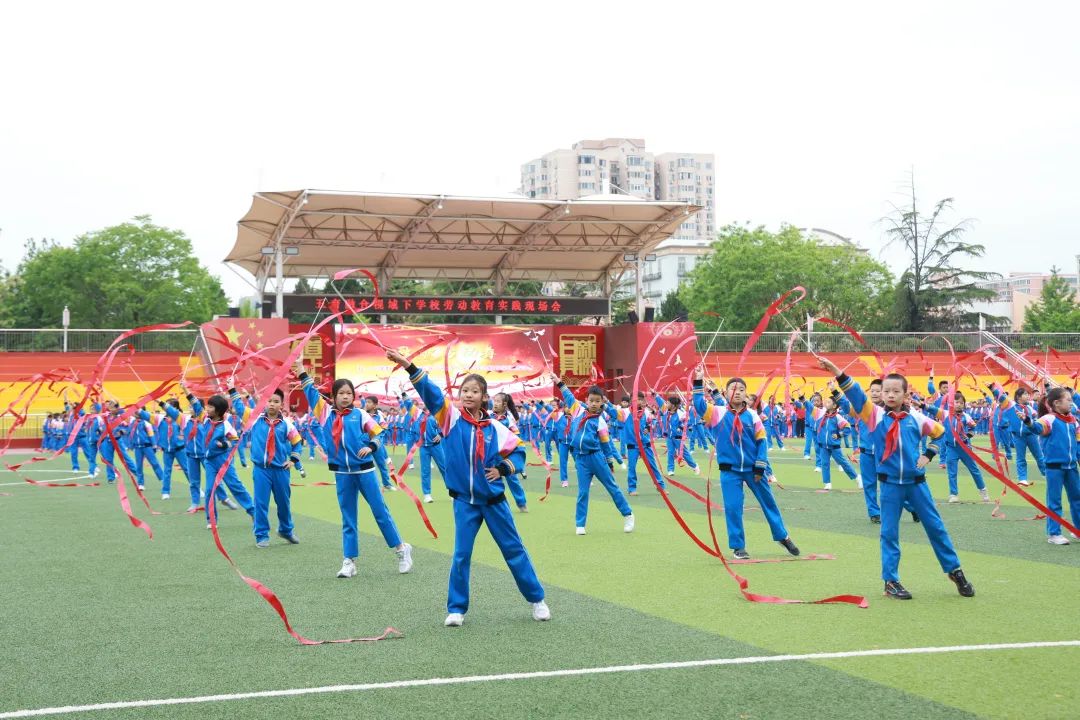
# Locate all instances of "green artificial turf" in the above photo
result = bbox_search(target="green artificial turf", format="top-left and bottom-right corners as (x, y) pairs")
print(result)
(0, 441), (1076, 719)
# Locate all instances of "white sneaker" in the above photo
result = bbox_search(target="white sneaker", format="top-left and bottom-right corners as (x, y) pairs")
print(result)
(979, 488), (991, 503)
(531, 600), (551, 621)
(423, 494), (433, 503)
(206, 523), (212, 530)
(444, 613), (464, 627)
(803, 455), (811, 460)
(1017, 480), (1032, 487)
(396, 543), (413, 573)
(409, 463), (416, 470)
(854, 476), (863, 489)
(692, 466), (701, 476)
(337, 558), (357, 578)
(813, 466), (821, 473)
(161, 493), (170, 500)
(223, 497), (240, 511)
(623, 514), (635, 533)
(575, 527), (586, 536)
(823, 483), (832, 491)
(137, 485), (145, 491)
(666, 470), (675, 477)
(948, 495), (959, 503)
(1048, 535), (1070, 546)
(560, 481), (569, 487)
(186, 504), (198, 512)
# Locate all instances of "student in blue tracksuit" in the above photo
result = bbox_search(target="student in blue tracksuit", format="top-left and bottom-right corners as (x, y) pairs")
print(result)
(693, 369), (799, 560)
(183, 391), (255, 528)
(656, 393), (700, 476)
(492, 393), (529, 512)
(820, 356), (975, 600)
(231, 387), (302, 548)
(540, 401), (557, 463)
(553, 401), (573, 488)
(82, 404), (101, 478)
(608, 393), (662, 494)
(556, 377), (632, 535)
(158, 396), (213, 512)
(388, 349), (548, 627)
(991, 397), (1014, 460)
(762, 399), (785, 451)
(926, 392), (990, 504)
(801, 393), (822, 466)
(609, 400), (625, 457)
(299, 413), (318, 459)
(363, 396), (397, 491)
(1024, 387), (1080, 545)
(813, 390), (860, 490)
(60, 401), (91, 472)
(153, 400), (189, 500)
(129, 408), (166, 492)
(96, 402), (137, 485)
(400, 396), (422, 472)
(991, 385), (1047, 487)
(297, 360), (412, 579)
(418, 409), (447, 503)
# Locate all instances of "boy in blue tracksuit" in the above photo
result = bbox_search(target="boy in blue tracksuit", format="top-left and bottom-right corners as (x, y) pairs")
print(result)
(821, 356), (975, 600)
(152, 400), (190, 499)
(991, 385), (1047, 487)
(926, 392), (990, 504)
(363, 397), (397, 491)
(298, 362), (412, 579)
(656, 393), (700, 476)
(553, 402), (573, 488)
(558, 378), (633, 535)
(801, 394), (822, 465)
(539, 402), (556, 463)
(130, 409), (166, 492)
(96, 402), (138, 485)
(491, 394), (529, 511)
(607, 393), (663, 494)
(693, 369), (798, 559)
(182, 391), (255, 528)
(813, 390), (860, 490)
(418, 410), (447, 503)
(991, 398), (1014, 460)
(159, 396), (216, 512)
(1023, 387), (1080, 545)
(230, 387), (302, 547)
(60, 402), (91, 473)
(388, 350), (548, 627)
(762, 399), (785, 450)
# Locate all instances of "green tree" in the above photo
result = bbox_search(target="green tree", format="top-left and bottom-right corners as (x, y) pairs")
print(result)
(1023, 268), (1080, 331)
(884, 179), (1000, 330)
(4, 217), (228, 328)
(657, 290), (688, 321)
(680, 224), (895, 332)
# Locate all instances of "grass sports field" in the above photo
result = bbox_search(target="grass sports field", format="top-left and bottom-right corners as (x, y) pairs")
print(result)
(2, 442), (1078, 719)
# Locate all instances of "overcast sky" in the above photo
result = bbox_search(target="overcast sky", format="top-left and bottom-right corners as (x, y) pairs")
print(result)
(2, 1), (1078, 307)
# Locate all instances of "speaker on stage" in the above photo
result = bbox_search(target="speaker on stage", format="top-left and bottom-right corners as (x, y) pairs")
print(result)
(643, 307), (655, 322)
(628, 310), (639, 325)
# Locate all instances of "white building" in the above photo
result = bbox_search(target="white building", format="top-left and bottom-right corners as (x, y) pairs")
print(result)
(520, 138), (715, 303)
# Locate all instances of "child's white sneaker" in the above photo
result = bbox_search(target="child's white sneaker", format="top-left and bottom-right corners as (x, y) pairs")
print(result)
(396, 543), (414, 573)
(337, 558), (356, 578)
(444, 613), (464, 627)
(423, 494), (433, 503)
(623, 514), (635, 533)
(947, 495), (959, 503)
(823, 483), (832, 491)
(575, 527), (586, 536)
(1048, 534), (1070, 546)
(531, 601), (551, 621)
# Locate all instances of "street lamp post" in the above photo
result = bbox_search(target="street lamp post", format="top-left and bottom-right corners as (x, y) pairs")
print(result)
(62, 305), (70, 352)
(624, 253), (657, 321)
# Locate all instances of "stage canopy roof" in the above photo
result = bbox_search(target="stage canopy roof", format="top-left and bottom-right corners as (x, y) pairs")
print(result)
(226, 189), (702, 292)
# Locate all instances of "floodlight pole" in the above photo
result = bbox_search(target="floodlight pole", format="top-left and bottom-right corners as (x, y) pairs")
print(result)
(62, 305), (70, 352)
(275, 248), (284, 318)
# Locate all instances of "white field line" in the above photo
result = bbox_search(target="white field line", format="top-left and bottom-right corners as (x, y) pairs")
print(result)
(2, 640), (1078, 719)
(0, 474), (93, 487)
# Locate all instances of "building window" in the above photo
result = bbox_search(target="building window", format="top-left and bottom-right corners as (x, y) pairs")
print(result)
(578, 155), (595, 164)
(678, 157), (695, 167)
(580, 168), (594, 177)
(627, 156), (643, 166)
(599, 159), (607, 167)
(578, 182), (595, 190)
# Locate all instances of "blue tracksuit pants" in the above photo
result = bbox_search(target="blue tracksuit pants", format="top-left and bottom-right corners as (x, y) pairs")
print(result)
(303, 430), (317, 459)
(186, 453), (221, 504)
(994, 426), (1013, 459)
(558, 442), (571, 484)
(133, 445), (164, 488)
(719, 470), (789, 551)
(946, 445), (986, 495)
(666, 437), (698, 473)
(374, 444), (395, 488)
(819, 446), (857, 485)
(204, 454), (254, 522)
(161, 447), (188, 496)
(879, 480), (961, 582)
(803, 431), (817, 459)
(334, 470), (402, 559)
(68, 439), (91, 471)
(626, 444), (663, 492)
(99, 441), (135, 483)
(543, 437), (554, 463)
(1045, 466), (1080, 537)
(83, 437), (98, 475)
(252, 465), (294, 542)
(859, 450), (881, 519)
(419, 444), (446, 495)
(767, 425), (784, 449)
(574, 452), (632, 527)
(448, 497), (544, 614)
(1012, 432), (1047, 482)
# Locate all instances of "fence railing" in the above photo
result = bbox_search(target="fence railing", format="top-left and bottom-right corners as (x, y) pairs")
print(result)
(695, 331), (1080, 354)
(0, 329), (200, 353)
(0, 414), (45, 439)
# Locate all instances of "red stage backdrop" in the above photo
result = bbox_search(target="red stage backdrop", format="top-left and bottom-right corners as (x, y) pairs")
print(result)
(333, 324), (591, 403)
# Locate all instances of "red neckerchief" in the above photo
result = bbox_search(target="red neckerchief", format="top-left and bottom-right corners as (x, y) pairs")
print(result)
(577, 412), (601, 433)
(265, 415), (280, 460)
(881, 410), (908, 461)
(457, 406), (490, 464)
(202, 417), (224, 451)
(728, 403), (746, 443)
(331, 407), (351, 453)
(1054, 412), (1076, 424)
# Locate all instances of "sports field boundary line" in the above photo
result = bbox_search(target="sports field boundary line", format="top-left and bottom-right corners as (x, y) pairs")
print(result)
(0, 475), (93, 487)
(3, 640), (1078, 718)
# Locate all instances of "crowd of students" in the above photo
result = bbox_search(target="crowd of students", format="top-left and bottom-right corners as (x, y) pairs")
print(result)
(40, 356), (1080, 621)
